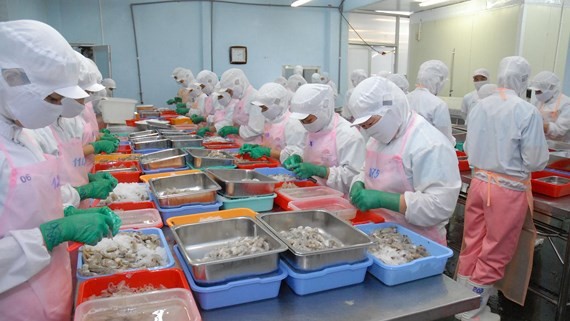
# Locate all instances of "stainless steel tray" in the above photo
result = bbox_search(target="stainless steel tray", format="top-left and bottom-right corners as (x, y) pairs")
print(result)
(171, 217), (287, 284)
(128, 130), (157, 139)
(257, 210), (373, 271)
(536, 176), (570, 185)
(129, 135), (161, 143)
(185, 148), (235, 168)
(139, 148), (187, 170)
(206, 169), (277, 197)
(132, 139), (170, 150)
(159, 129), (188, 136)
(146, 120), (171, 129)
(149, 172), (221, 207)
(169, 135), (203, 148)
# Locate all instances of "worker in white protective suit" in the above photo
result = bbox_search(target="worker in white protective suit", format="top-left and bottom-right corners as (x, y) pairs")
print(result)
(167, 67), (194, 108)
(347, 77), (461, 245)
(311, 72), (321, 84)
(407, 60), (455, 145)
(0, 20), (120, 321)
(293, 65), (303, 76)
(286, 74), (307, 94)
(239, 83), (307, 161)
(343, 69), (368, 121)
(386, 73), (410, 94)
(101, 78), (116, 97)
(529, 71), (570, 142)
(461, 68), (490, 125)
(457, 56), (548, 321)
(274, 76), (287, 87)
(185, 70), (219, 125)
(320, 71), (337, 97)
(283, 84), (365, 194)
(477, 83), (497, 100)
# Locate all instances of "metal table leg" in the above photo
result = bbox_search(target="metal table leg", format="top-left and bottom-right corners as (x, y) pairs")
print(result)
(555, 231), (570, 320)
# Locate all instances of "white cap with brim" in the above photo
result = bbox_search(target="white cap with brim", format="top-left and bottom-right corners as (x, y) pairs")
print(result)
(290, 112), (310, 120)
(85, 83), (105, 92)
(55, 85), (89, 99)
(351, 115), (373, 127)
(527, 85), (541, 91)
(251, 100), (264, 106)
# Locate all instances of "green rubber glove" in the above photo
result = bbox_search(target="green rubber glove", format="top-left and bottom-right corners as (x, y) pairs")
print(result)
(91, 140), (119, 154)
(174, 97), (182, 103)
(350, 181), (365, 202)
(166, 97), (181, 105)
(40, 213), (115, 251)
(197, 127), (211, 137)
(74, 180), (116, 200)
(99, 128), (111, 135)
(289, 162), (328, 179)
(239, 143), (258, 155)
(88, 172), (118, 188)
(166, 98), (175, 105)
(176, 107), (189, 115)
(63, 206), (122, 235)
(218, 126), (239, 137)
(283, 154), (303, 170)
(352, 189), (401, 212)
(250, 146), (271, 159)
(190, 114), (205, 124)
(100, 133), (119, 143)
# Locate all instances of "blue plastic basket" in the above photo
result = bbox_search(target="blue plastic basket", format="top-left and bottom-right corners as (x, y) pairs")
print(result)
(280, 257), (372, 296)
(76, 228), (175, 282)
(142, 165), (189, 175)
(216, 193), (276, 212)
(150, 194), (222, 222)
(254, 167), (306, 182)
(174, 245), (286, 310)
(356, 223), (453, 286)
(133, 148), (164, 154)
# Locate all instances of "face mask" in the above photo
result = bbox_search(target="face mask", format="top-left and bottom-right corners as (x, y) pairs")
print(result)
(365, 109), (402, 144)
(60, 98), (85, 118)
(262, 105), (283, 122)
(14, 99), (62, 129)
(231, 86), (243, 99)
(217, 92), (232, 107)
(188, 88), (202, 99)
(536, 91), (555, 103)
(474, 80), (488, 91)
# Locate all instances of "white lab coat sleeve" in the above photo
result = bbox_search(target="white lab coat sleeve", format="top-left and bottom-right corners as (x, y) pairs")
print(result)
(403, 141), (461, 227)
(342, 89), (354, 120)
(239, 101), (265, 141)
(60, 184), (80, 208)
(326, 125), (366, 194)
(280, 119), (307, 163)
(433, 101), (456, 145)
(461, 94), (470, 120)
(214, 107), (233, 132)
(547, 98), (570, 139)
(521, 109), (549, 172)
(0, 228), (51, 293)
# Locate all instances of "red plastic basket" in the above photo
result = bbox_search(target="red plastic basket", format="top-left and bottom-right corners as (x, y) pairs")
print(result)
(92, 161), (142, 183)
(234, 154), (280, 169)
(160, 110), (178, 116)
(116, 144), (132, 154)
(125, 119), (137, 127)
(456, 151), (470, 172)
(108, 201), (156, 211)
(531, 171), (570, 198)
(76, 268), (190, 306)
(274, 181), (319, 210)
(350, 210), (386, 225)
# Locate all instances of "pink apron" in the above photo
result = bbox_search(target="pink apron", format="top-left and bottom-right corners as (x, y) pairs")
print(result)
(0, 139), (72, 321)
(204, 95), (214, 116)
(262, 111), (290, 151)
(364, 113), (446, 245)
(81, 102), (99, 172)
(303, 114), (339, 186)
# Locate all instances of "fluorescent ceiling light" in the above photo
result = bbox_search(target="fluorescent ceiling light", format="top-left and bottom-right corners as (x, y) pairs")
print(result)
(291, 0), (312, 7)
(375, 10), (413, 15)
(419, 0), (455, 7)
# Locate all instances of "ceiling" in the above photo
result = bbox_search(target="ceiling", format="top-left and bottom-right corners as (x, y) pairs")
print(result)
(354, 0), (469, 14)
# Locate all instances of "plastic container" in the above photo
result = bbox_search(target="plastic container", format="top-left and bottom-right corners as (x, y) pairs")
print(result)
(76, 228), (175, 282)
(254, 167), (306, 183)
(76, 268), (190, 306)
(234, 154), (280, 169)
(115, 208), (163, 229)
(166, 208), (257, 227)
(171, 116), (193, 125)
(275, 180), (318, 189)
(531, 170), (570, 197)
(356, 223), (453, 286)
(216, 193), (276, 212)
(289, 196), (357, 220)
(275, 186), (344, 210)
(350, 210), (386, 225)
(150, 194), (222, 223)
(125, 119), (137, 127)
(142, 165), (190, 175)
(92, 161), (142, 183)
(94, 154), (141, 164)
(139, 169), (201, 183)
(100, 98), (137, 124)
(174, 245), (286, 310)
(456, 151), (470, 172)
(108, 201), (156, 211)
(280, 257), (372, 295)
(116, 144), (132, 154)
(74, 288), (201, 321)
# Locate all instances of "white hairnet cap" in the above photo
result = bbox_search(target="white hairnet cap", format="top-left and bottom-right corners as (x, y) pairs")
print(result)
(195, 70), (218, 94)
(311, 73), (321, 83)
(286, 74), (307, 92)
(350, 69), (368, 87)
(219, 68), (250, 98)
(74, 52), (105, 92)
(172, 67), (183, 78)
(101, 78), (116, 89)
(386, 73), (409, 93)
(320, 72), (330, 83)
(290, 84), (333, 120)
(416, 60), (449, 95)
(0, 20), (88, 100)
(497, 56), (530, 94)
(251, 82), (290, 115)
(177, 68), (195, 85)
(274, 76), (287, 87)
(293, 65), (303, 75)
(473, 68), (490, 79)
(348, 76), (409, 126)
(529, 71), (560, 92)
(477, 83), (497, 99)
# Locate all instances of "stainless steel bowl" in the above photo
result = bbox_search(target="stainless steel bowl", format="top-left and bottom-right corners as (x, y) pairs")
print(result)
(132, 139), (170, 150)
(185, 148), (235, 168)
(206, 169), (277, 197)
(139, 148), (188, 170)
(171, 217), (287, 284)
(536, 176), (570, 185)
(257, 210), (373, 271)
(149, 172), (221, 207)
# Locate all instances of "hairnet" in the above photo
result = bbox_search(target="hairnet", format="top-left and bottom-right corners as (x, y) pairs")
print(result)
(477, 83), (497, 99)
(74, 52), (105, 92)
(386, 73), (410, 94)
(219, 68), (251, 99)
(251, 83), (290, 120)
(529, 71), (559, 93)
(195, 70), (218, 95)
(348, 76), (410, 126)
(320, 72), (330, 84)
(171, 67), (183, 78)
(416, 60), (449, 95)
(350, 69), (368, 88)
(293, 65), (303, 75)
(101, 78), (116, 89)
(274, 76), (287, 87)
(497, 56), (531, 95)
(473, 68), (490, 79)
(290, 84), (334, 131)
(311, 73), (321, 84)
(176, 68), (195, 88)
(286, 74), (307, 93)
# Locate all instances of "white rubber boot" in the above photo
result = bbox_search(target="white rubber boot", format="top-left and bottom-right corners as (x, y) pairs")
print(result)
(460, 281), (500, 321)
(455, 275), (471, 320)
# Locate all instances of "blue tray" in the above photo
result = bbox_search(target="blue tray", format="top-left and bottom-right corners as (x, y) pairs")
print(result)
(76, 228), (175, 282)
(254, 167), (306, 182)
(174, 245), (286, 310)
(150, 194), (222, 222)
(356, 223), (453, 286)
(133, 148), (164, 154)
(142, 165), (189, 175)
(280, 257), (372, 295)
(216, 193), (276, 212)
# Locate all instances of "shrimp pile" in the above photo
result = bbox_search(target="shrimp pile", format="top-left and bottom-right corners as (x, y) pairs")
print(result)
(279, 226), (342, 252)
(198, 236), (271, 262)
(369, 227), (429, 265)
(87, 280), (167, 301)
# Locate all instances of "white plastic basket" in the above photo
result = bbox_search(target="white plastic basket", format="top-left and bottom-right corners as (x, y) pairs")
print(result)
(100, 97), (137, 124)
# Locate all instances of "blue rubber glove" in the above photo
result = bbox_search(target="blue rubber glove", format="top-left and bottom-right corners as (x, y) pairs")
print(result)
(40, 213), (116, 251)
(218, 126), (239, 137)
(239, 143), (258, 155)
(351, 189), (401, 212)
(63, 206), (122, 235)
(350, 181), (365, 202)
(249, 146), (271, 159)
(74, 180), (116, 200)
(91, 140), (119, 154)
(289, 162), (328, 179)
(283, 154), (302, 170)
(197, 127), (210, 137)
(190, 114), (205, 124)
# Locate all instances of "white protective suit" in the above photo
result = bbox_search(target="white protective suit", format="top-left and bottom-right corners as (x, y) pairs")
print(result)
(478, 83), (497, 100)
(343, 69), (368, 120)
(101, 78), (116, 97)
(386, 73), (410, 94)
(289, 84), (365, 194)
(251, 83), (306, 162)
(320, 72), (337, 97)
(174, 68), (194, 103)
(407, 60), (455, 145)
(274, 76), (287, 87)
(311, 72), (321, 84)
(286, 74), (307, 93)
(461, 68), (490, 124)
(349, 77), (461, 239)
(0, 20), (89, 321)
(190, 70), (219, 121)
(529, 71), (570, 142)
